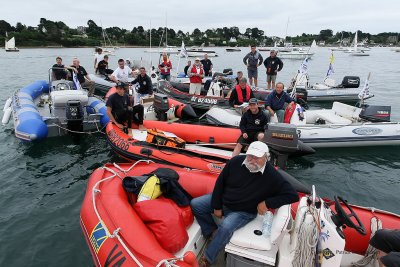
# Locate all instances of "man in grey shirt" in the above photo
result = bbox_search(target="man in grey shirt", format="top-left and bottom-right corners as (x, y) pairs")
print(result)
(243, 45), (263, 87)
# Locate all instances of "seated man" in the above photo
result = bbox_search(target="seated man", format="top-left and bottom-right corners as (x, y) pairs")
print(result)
(370, 229), (400, 267)
(106, 82), (145, 135)
(68, 57), (95, 96)
(229, 77), (255, 108)
(97, 55), (113, 76)
(52, 56), (68, 80)
(232, 98), (268, 156)
(111, 58), (135, 84)
(265, 82), (294, 123)
(191, 141), (299, 267)
(131, 67), (153, 103)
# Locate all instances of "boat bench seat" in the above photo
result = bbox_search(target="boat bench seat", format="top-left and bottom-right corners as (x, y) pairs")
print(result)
(315, 110), (353, 125)
(332, 101), (361, 121)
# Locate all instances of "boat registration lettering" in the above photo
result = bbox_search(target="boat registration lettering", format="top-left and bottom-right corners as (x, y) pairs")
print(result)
(352, 127), (382, 136)
(191, 96), (218, 105)
(108, 129), (130, 151)
(271, 132), (294, 140)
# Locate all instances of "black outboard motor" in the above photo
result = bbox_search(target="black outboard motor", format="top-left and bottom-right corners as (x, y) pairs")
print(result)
(359, 105), (391, 122)
(340, 76), (360, 88)
(153, 93), (169, 121)
(286, 88), (308, 103)
(66, 100), (84, 133)
(263, 123), (315, 169)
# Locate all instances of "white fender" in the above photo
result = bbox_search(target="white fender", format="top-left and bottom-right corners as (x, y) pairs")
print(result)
(2, 107), (12, 125)
(3, 98), (12, 111)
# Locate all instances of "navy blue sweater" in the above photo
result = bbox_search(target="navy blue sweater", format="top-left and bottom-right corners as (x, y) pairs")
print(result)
(239, 108), (268, 134)
(211, 155), (299, 214)
(265, 91), (293, 111)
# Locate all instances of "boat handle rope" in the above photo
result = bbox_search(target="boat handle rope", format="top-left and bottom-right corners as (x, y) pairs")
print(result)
(52, 119), (106, 135)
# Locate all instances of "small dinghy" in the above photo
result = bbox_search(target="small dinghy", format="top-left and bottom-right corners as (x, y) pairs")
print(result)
(80, 161), (400, 267)
(2, 70), (109, 141)
(205, 101), (400, 148)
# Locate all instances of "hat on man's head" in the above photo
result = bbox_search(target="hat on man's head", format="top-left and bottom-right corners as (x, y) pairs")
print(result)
(116, 81), (126, 88)
(246, 141), (269, 158)
(195, 57), (200, 61)
(249, 98), (258, 104)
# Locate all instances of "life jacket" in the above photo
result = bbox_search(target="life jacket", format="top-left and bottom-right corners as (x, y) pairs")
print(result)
(146, 128), (186, 148)
(284, 102), (296, 123)
(159, 60), (172, 75)
(189, 65), (204, 84)
(235, 84), (251, 103)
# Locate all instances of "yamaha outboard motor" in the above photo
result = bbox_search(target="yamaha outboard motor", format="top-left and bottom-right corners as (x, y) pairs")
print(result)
(263, 123), (315, 169)
(340, 76), (360, 88)
(66, 100), (84, 133)
(359, 105), (391, 122)
(286, 87), (308, 103)
(153, 93), (169, 121)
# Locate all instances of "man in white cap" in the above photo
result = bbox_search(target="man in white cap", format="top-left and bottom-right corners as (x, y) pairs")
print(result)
(191, 141), (299, 266)
(188, 58), (204, 95)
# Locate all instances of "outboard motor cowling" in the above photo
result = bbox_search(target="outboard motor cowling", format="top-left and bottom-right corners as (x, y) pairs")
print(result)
(287, 88), (308, 103)
(153, 93), (169, 121)
(340, 76), (360, 88)
(359, 105), (391, 122)
(66, 100), (84, 133)
(263, 123), (315, 168)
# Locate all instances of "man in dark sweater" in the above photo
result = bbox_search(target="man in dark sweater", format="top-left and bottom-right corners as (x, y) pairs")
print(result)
(265, 82), (294, 123)
(263, 50), (284, 89)
(191, 141), (299, 266)
(131, 67), (153, 103)
(232, 98), (268, 156)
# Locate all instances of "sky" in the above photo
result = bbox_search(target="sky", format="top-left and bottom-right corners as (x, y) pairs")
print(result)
(1, 0), (399, 37)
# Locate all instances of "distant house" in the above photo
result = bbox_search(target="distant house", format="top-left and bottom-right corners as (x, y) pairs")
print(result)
(229, 37), (237, 43)
(319, 40), (325, 46)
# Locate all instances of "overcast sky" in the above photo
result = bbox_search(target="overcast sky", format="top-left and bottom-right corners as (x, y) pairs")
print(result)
(1, 0), (399, 37)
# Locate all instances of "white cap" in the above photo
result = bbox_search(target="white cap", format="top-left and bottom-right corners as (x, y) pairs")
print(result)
(246, 141), (269, 158)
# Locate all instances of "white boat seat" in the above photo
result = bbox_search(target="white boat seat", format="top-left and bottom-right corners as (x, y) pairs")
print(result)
(332, 101), (361, 121)
(324, 77), (336, 87)
(315, 110), (352, 124)
(50, 90), (88, 108)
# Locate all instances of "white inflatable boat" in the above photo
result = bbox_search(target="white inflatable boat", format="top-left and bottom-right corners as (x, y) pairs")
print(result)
(205, 102), (400, 148)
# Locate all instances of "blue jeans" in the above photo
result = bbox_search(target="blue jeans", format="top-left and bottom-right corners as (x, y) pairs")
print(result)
(159, 73), (171, 81)
(191, 194), (256, 264)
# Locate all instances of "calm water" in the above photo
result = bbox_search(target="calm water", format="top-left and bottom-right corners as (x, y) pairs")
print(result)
(0, 47), (399, 266)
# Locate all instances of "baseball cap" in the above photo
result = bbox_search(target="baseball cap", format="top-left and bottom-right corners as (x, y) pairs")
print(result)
(246, 141), (269, 157)
(249, 98), (258, 104)
(116, 81), (126, 88)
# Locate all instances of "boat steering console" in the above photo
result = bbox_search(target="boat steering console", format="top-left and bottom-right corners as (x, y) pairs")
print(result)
(331, 196), (366, 236)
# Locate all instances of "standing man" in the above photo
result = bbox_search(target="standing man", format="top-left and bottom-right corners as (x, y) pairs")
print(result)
(188, 58), (204, 95)
(94, 48), (104, 72)
(232, 98), (268, 156)
(243, 45), (263, 87)
(191, 141), (299, 267)
(158, 53), (173, 81)
(131, 67), (153, 103)
(69, 58), (95, 96)
(229, 77), (255, 108)
(201, 54), (213, 77)
(52, 57), (68, 80)
(111, 59), (135, 84)
(106, 82), (145, 135)
(265, 82), (294, 123)
(263, 50), (284, 89)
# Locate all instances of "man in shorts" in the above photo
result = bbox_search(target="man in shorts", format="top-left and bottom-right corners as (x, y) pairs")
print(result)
(263, 50), (283, 89)
(243, 45), (263, 87)
(232, 98), (268, 156)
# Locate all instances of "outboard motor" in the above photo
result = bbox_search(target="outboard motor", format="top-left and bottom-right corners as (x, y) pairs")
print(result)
(359, 105), (391, 122)
(340, 76), (360, 88)
(286, 88), (308, 103)
(263, 123), (315, 168)
(153, 93), (169, 121)
(66, 100), (84, 133)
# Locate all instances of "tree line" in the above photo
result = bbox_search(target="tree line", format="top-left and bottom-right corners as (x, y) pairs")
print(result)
(0, 19), (398, 47)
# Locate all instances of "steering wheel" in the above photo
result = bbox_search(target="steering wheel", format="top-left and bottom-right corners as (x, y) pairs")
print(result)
(334, 196), (366, 235)
(56, 82), (70, 91)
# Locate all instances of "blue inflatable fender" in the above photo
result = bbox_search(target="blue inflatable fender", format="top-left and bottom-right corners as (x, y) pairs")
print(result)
(87, 97), (110, 127)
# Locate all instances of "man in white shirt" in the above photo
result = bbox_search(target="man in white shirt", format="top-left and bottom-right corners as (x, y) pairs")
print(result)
(111, 58), (135, 84)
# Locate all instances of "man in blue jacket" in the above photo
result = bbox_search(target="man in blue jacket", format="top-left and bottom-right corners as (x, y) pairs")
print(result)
(191, 141), (299, 266)
(265, 82), (294, 123)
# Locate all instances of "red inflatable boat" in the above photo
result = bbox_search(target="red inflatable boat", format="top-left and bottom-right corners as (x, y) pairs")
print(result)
(80, 161), (400, 267)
